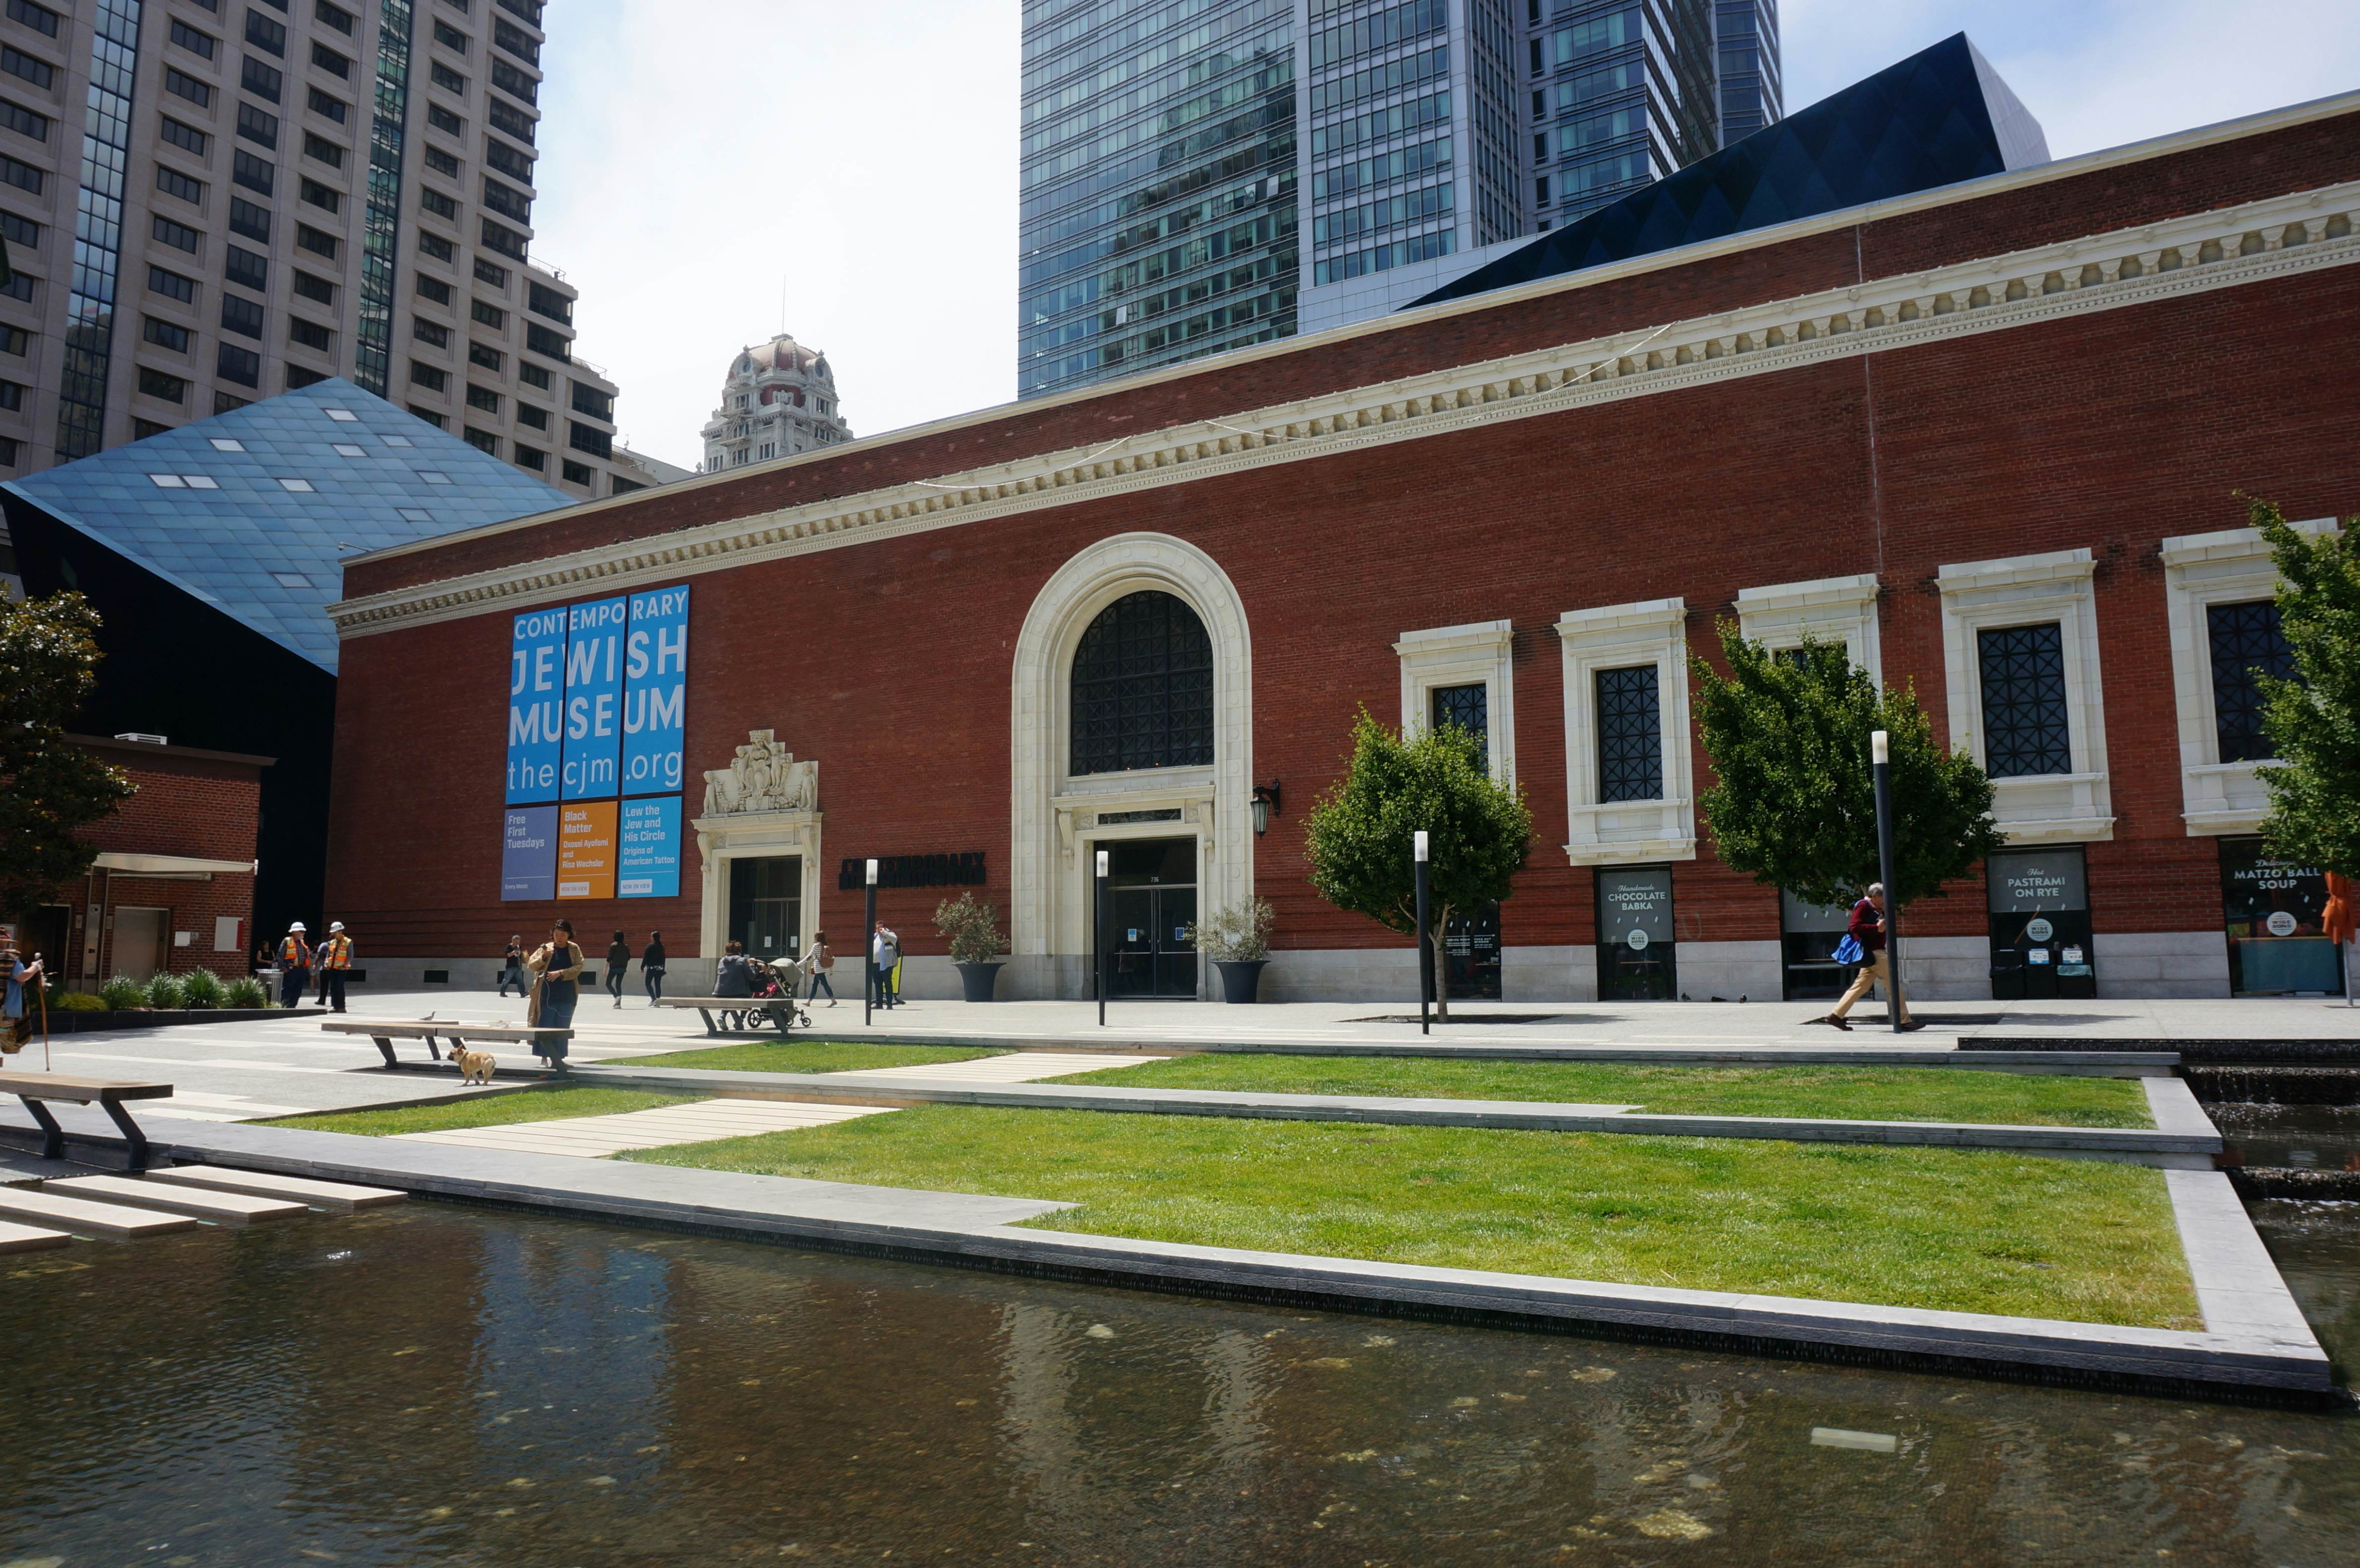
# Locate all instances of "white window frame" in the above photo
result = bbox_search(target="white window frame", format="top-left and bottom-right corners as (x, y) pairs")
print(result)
(2159, 518), (2335, 835)
(1394, 619), (1515, 784)
(1937, 549), (2113, 845)
(1555, 598), (1695, 866)
(1733, 573), (1882, 684)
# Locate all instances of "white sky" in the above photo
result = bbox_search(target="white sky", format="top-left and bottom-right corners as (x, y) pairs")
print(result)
(533, 0), (2360, 470)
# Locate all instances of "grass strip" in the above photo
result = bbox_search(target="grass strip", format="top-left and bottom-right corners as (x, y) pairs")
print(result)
(629, 1105), (2199, 1328)
(265, 1085), (698, 1137)
(1062, 1055), (2154, 1128)
(603, 1041), (1002, 1074)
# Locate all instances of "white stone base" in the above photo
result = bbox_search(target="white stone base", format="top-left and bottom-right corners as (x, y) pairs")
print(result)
(1895, 937), (1997, 1002)
(1673, 940), (1782, 1001)
(2095, 931), (2231, 999)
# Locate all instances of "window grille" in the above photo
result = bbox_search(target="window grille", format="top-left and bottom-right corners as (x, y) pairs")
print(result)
(1068, 590), (1214, 776)
(1977, 623), (2072, 777)
(1595, 664), (1661, 801)
(2206, 599), (2295, 764)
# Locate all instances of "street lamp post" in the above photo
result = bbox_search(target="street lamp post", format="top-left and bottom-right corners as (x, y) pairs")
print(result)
(1871, 730), (1902, 1033)
(862, 858), (878, 1028)
(1095, 849), (1109, 1029)
(1414, 830), (1431, 1036)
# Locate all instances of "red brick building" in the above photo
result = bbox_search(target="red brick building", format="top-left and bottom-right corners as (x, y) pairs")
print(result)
(325, 92), (2360, 1004)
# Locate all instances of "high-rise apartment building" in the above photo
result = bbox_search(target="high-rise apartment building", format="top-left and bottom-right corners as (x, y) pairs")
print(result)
(1019, 0), (1782, 396)
(0, 0), (662, 500)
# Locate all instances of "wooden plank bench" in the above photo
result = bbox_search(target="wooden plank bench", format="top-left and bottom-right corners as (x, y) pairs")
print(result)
(653, 994), (811, 1037)
(0, 1071), (173, 1170)
(320, 1019), (577, 1072)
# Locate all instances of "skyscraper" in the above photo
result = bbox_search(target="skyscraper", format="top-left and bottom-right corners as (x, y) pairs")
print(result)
(0, 0), (663, 500)
(1019, 0), (1783, 395)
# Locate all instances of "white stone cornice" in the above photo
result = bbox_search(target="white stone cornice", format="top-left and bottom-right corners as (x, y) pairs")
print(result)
(333, 181), (2360, 639)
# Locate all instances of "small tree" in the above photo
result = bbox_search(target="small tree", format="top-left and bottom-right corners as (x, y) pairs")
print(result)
(1690, 625), (2002, 908)
(2248, 497), (2360, 879)
(0, 592), (135, 920)
(1303, 710), (1532, 1020)
(933, 892), (1006, 964)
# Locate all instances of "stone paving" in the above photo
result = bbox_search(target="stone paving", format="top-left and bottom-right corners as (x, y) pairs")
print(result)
(396, 1097), (896, 1157)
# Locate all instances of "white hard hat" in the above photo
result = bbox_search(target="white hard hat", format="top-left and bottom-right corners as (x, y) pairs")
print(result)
(330, 921), (345, 931)
(289, 922), (307, 932)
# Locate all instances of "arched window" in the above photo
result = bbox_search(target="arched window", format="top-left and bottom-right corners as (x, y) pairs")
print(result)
(1069, 590), (1213, 775)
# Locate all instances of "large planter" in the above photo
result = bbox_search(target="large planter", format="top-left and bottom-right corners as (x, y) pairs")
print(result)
(1213, 959), (1268, 1004)
(955, 961), (1005, 1003)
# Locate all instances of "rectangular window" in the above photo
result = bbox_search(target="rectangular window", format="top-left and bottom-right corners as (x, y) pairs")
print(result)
(292, 268), (334, 305)
(432, 19), (468, 52)
(307, 86), (348, 122)
(561, 459), (593, 485)
(568, 420), (612, 459)
(409, 362), (449, 391)
(412, 317), (450, 347)
(526, 279), (570, 323)
(315, 0), (356, 34)
(416, 229), (454, 261)
(144, 316), (192, 352)
(229, 196), (270, 240)
(472, 257), (509, 287)
(171, 20), (220, 59)
(154, 165), (203, 204)
(232, 149), (275, 194)
(214, 391), (251, 415)
(244, 11), (287, 56)
(2206, 600), (2297, 764)
(149, 265), (198, 303)
(407, 404), (447, 428)
(165, 67), (213, 108)
(137, 366), (189, 403)
(0, 380), (15, 410)
(219, 292), (265, 339)
(493, 18), (538, 66)
(489, 97), (534, 144)
(0, 154), (36, 199)
(524, 321), (568, 361)
(0, 48), (54, 91)
(470, 298), (506, 329)
(302, 130), (343, 166)
(414, 274), (452, 305)
(515, 443), (546, 470)
(481, 217), (528, 261)
(299, 176), (339, 212)
(216, 342), (262, 386)
(467, 340), (504, 371)
(160, 116), (207, 156)
(430, 61), (466, 94)
(294, 221), (338, 258)
(419, 185), (456, 218)
(515, 401), (546, 429)
(518, 361), (550, 390)
(285, 362), (326, 391)
(491, 60), (537, 105)
(6, 0), (60, 37)
(224, 243), (267, 289)
(569, 382), (612, 420)
(466, 382), (500, 412)
(484, 136), (531, 180)
(0, 268), (32, 302)
(289, 315), (333, 351)
(422, 143), (459, 176)
(426, 102), (463, 135)
(481, 176), (528, 220)
(464, 427), (500, 456)
(310, 43), (352, 78)
(0, 324), (29, 355)
(1595, 665), (1663, 802)
(1429, 680), (1487, 745)
(0, 96), (51, 141)
(242, 55), (283, 101)
(237, 101), (279, 146)
(1977, 623), (2073, 778)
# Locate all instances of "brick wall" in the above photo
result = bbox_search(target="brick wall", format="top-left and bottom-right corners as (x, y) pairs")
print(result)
(75, 741), (264, 981)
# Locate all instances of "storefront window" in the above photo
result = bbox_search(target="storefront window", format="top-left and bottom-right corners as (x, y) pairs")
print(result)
(2219, 837), (2346, 996)
(1780, 889), (1852, 1000)
(1987, 846), (2095, 999)
(1597, 866), (1675, 1000)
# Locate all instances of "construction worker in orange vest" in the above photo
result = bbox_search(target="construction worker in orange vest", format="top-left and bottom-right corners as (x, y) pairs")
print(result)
(277, 923), (312, 1009)
(317, 921), (354, 1013)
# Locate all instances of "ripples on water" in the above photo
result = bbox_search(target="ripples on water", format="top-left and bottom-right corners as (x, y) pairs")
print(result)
(0, 1201), (2354, 1566)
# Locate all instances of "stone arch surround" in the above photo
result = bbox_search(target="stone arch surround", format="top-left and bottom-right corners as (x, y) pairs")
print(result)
(1009, 533), (1254, 998)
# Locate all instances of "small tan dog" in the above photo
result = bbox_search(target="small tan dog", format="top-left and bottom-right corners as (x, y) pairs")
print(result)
(451, 1043), (498, 1085)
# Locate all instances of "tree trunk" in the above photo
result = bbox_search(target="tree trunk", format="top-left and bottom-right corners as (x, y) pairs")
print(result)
(1430, 905), (1453, 1022)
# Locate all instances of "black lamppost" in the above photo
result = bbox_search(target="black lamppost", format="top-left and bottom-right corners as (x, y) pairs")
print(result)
(862, 857), (878, 1027)
(1871, 729), (1902, 1033)
(1094, 848), (1109, 1028)
(1414, 829), (1432, 1036)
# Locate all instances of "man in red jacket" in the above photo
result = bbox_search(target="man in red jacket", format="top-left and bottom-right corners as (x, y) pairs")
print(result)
(1819, 883), (1921, 1032)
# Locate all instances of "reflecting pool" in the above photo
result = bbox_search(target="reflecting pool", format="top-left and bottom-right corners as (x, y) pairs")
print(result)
(2, 1201), (2355, 1566)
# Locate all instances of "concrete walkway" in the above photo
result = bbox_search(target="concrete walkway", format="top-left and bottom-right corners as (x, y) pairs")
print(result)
(397, 1097), (894, 1157)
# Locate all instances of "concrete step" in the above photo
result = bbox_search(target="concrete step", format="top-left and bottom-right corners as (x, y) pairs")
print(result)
(147, 1164), (407, 1211)
(0, 1185), (201, 1237)
(0, 1217), (72, 1254)
(46, 1174), (310, 1224)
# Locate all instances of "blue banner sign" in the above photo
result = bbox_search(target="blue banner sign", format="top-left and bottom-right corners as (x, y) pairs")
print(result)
(560, 596), (629, 800)
(623, 584), (689, 796)
(501, 805), (559, 900)
(618, 795), (682, 898)
(507, 607), (569, 804)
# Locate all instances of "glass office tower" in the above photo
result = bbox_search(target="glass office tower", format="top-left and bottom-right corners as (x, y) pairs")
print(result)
(1017, 0), (1301, 400)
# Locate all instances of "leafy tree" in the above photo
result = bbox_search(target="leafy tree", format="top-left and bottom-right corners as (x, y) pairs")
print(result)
(0, 592), (135, 919)
(1303, 710), (1532, 1019)
(1690, 625), (2002, 909)
(2248, 497), (2360, 877)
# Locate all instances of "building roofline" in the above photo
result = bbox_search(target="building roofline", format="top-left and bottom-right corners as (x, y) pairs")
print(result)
(69, 733), (278, 769)
(345, 83), (2360, 573)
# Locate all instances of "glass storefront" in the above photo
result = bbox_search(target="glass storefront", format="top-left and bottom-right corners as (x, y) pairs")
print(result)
(2220, 837), (2347, 996)
(1987, 847), (2095, 999)
(1596, 866), (1676, 1000)
(1780, 890), (1854, 1001)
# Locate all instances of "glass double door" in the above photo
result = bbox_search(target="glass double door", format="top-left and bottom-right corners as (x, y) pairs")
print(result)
(728, 856), (803, 964)
(1102, 837), (1198, 998)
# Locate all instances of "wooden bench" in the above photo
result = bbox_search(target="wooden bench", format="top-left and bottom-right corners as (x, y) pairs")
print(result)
(653, 994), (811, 1037)
(320, 1019), (577, 1073)
(0, 1071), (172, 1170)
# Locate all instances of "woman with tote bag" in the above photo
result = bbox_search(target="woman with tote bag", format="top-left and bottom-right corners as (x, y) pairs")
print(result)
(525, 918), (586, 1065)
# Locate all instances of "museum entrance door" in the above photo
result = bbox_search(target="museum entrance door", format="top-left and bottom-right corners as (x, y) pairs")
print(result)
(1102, 837), (1199, 998)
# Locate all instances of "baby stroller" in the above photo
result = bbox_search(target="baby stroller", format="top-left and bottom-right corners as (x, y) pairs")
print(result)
(722, 955), (813, 1034)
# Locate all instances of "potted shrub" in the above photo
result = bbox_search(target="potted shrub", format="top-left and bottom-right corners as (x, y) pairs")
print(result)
(935, 892), (1007, 1002)
(1187, 897), (1274, 1003)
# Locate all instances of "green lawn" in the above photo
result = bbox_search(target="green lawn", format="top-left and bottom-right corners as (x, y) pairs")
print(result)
(1065, 1054), (2154, 1128)
(603, 1040), (1002, 1074)
(629, 1105), (2199, 1328)
(265, 1085), (697, 1137)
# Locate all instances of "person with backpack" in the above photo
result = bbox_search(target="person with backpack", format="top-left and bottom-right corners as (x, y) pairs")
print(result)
(276, 923), (312, 1009)
(805, 930), (837, 1006)
(605, 929), (630, 1008)
(1815, 883), (1921, 1032)
(641, 931), (667, 1004)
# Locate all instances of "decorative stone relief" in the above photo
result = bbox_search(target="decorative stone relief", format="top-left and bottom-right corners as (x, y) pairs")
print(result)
(701, 730), (818, 816)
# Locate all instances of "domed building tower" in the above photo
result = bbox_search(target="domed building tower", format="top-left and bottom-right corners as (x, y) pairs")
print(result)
(699, 334), (854, 471)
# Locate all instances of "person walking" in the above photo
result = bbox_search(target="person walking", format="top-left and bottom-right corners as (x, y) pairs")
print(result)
(525, 919), (585, 1066)
(2, 941), (42, 1053)
(316, 922), (355, 1012)
(806, 929), (837, 1006)
(498, 935), (526, 996)
(641, 931), (667, 1005)
(605, 929), (630, 1008)
(1816, 883), (1921, 1032)
(276, 923), (312, 1009)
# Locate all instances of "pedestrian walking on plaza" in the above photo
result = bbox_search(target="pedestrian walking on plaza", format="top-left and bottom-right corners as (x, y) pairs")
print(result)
(276, 922), (312, 1009)
(641, 931), (667, 1004)
(605, 929), (630, 1008)
(1816, 884), (1921, 1033)
(498, 935), (526, 996)
(315, 922), (355, 1012)
(525, 919), (585, 1064)
(2, 940), (43, 1053)
(806, 929), (837, 1005)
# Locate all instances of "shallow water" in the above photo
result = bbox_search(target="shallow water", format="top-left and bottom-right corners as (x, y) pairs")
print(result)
(1, 1201), (2356, 1567)
(2214, 1102), (2360, 1173)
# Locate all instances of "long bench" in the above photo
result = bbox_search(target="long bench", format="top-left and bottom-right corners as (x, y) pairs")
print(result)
(320, 1019), (577, 1072)
(653, 994), (810, 1036)
(0, 1071), (172, 1169)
